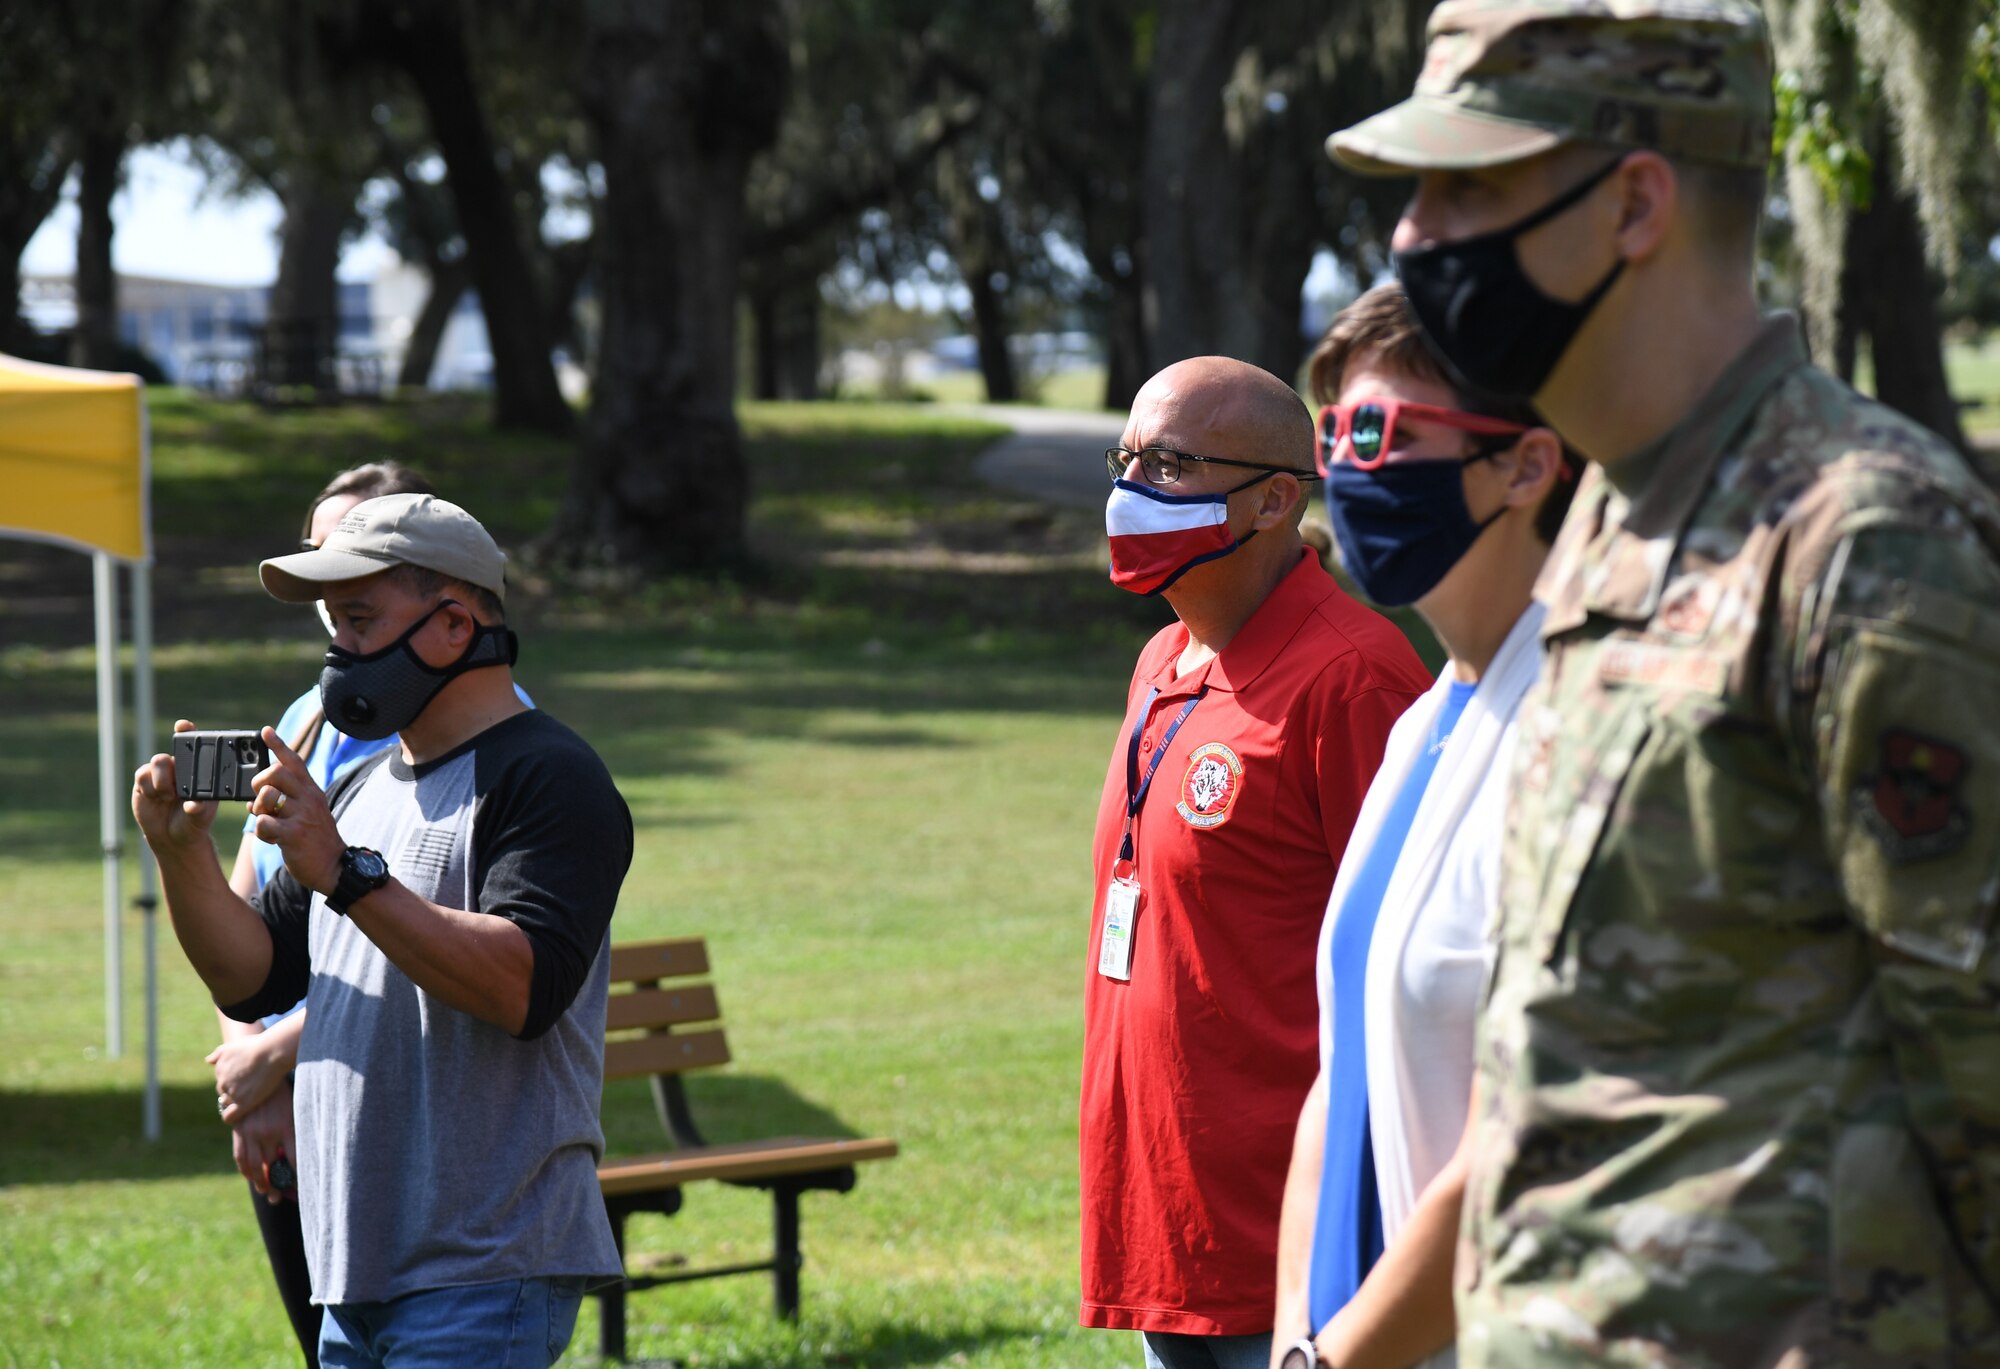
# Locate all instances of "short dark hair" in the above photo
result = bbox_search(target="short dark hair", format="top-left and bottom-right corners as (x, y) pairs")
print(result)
(1673, 157), (1767, 263)
(385, 562), (506, 626)
(300, 461), (435, 544)
(1307, 283), (1582, 545)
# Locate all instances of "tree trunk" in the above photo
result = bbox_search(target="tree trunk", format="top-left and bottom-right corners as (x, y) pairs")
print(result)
(69, 129), (123, 372)
(966, 264), (1018, 403)
(552, 0), (785, 572)
(749, 267), (822, 401)
(377, 7), (573, 434)
(1141, 0), (1239, 372)
(1139, 0), (1324, 381)
(936, 147), (1019, 404)
(265, 173), (355, 391)
(544, 236), (594, 366)
(398, 254), (470, 389)
(0, 132), (71, 352)
(1842, 139), (1968, 453)
(1102, 276), (1147, 410)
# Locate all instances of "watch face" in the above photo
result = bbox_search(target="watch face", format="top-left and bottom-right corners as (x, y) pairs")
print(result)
(352, 848), (389, 880)
(1280, 1344), (1314, 1369)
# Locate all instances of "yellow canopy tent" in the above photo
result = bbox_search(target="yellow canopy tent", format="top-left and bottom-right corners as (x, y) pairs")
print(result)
(0, 354), (161, 1140)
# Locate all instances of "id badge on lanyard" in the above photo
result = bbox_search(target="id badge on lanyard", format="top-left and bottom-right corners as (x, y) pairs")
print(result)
(1098, 685), (1204, 982)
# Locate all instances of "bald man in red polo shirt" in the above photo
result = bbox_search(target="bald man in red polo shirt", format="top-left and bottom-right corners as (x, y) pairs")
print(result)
(1084, 357), (1430, 1369)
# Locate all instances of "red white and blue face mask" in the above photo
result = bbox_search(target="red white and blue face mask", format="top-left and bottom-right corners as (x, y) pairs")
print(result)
(1105, 473), (1271, 597)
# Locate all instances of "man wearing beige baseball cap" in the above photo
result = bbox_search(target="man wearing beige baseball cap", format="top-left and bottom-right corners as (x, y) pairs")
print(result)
(134, 493), (634, 1365)
(1269, 3), (2000, 1368)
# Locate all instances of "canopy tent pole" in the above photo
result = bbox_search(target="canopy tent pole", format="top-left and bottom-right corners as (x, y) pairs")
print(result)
(131, 558), (160, 1141)
(93, 551), (124, 1059)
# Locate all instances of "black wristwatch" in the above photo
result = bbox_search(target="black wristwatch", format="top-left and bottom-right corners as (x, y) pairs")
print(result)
(1279, 1337), (1323, 1369)
(326, 846), (390, 916)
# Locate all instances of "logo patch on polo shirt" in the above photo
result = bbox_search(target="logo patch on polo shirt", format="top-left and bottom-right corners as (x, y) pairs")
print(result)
(1177, 742), (1243, 829)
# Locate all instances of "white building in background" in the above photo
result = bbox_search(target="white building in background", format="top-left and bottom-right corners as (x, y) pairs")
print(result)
(19, 260), (507, 395)
(366, 260), (495, 392)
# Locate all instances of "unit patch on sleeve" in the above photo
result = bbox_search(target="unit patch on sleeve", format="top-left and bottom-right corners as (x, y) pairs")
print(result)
(1855, 728), (1972, 863)
(1177, 742), (1243, 829)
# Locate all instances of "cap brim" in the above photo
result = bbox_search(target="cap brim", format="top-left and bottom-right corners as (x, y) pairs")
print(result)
(1327, 97), (1566, 175)
(259, 546), (401, 602)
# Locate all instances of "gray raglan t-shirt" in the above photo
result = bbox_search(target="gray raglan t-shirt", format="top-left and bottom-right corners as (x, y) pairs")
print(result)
(227, 709), (632, 1305)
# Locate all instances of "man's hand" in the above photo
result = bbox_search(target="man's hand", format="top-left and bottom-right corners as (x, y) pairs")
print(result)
(247, 726), (343, 895)
(228, 1082), (297, 1204)
(132, 719), (220, 854)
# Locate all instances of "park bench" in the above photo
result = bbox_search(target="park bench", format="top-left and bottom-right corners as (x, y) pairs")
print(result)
(593, 936), (899, 1361)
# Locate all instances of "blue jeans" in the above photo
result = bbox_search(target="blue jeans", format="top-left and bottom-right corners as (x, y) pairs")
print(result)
(1141, 1330), (1274, 1369)
(319, 1277), (588, 1368)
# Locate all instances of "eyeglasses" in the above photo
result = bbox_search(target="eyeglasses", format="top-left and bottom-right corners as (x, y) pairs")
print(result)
(1105, 446), (1321, 488)
(1316, 401), (1530, 475)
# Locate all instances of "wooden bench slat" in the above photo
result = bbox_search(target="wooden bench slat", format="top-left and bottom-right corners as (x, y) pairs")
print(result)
(597, 1136), (901, 1194)
(605, 984), (721, 1033)
(604, 1028), (731, 1080)
(608, 938), (710, 984)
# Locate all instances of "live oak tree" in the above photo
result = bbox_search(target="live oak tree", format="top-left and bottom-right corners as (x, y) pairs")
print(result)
(949, 0), (1424, 408)
(546, 0), (787, 573)
(328, 0), (575, 434)
(3, 0), (186, 371)
(1767, 0), (1999, 452)
(741, 0), (985, 401)
(0, 14), (71, 353)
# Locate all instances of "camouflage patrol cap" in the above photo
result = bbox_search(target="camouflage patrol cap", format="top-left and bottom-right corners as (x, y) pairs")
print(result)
(1328, 0), (1772, 175)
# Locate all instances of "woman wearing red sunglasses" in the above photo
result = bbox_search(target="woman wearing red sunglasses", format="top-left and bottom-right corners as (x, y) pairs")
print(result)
(1270, 283), (1582, 1369)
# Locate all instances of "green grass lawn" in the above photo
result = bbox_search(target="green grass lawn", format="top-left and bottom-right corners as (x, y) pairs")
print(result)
(0, 392), (1176, 1367)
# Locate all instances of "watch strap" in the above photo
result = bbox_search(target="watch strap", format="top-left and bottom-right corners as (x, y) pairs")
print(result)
(326, 847), (389, 916)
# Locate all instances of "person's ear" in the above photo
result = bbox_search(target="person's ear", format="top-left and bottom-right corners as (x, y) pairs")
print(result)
(1612, 151), (1675, 264)
(1496, 429), (1564, 511)
(433, 598), (477, 650)
(1249, 472), (1305, 532)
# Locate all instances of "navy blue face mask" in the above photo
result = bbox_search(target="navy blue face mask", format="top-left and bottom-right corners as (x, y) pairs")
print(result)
(1324, 451), (1503, 607)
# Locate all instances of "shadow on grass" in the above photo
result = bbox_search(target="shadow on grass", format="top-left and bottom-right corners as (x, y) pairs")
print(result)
(4, 1072), (880, 1188)
(0, 1084), (240, 1186)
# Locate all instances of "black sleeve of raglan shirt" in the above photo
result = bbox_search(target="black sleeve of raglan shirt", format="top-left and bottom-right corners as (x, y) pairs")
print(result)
(219, 867), (315, 1022)
(471, 712), (635, 1040)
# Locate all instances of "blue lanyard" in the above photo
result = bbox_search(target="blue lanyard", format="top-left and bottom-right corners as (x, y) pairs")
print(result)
(1119, 685), (1206, 863)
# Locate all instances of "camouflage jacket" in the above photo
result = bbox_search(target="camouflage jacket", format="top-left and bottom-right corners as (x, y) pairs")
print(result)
(1460, 316), (2000, 1366)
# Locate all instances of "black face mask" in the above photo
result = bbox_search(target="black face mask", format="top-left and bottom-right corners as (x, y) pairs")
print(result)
(319, 599), (518, 742)
(1393, 155), (1628, 403)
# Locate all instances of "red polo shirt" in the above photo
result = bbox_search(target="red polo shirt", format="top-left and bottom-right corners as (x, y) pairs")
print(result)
(1079, 550), (1430, 1335)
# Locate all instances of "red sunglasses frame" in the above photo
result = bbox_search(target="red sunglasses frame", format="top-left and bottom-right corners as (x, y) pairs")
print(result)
(1315, 400), (1530, 475)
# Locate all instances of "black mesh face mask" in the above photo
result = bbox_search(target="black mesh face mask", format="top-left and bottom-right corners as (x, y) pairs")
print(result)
(318, 599), (519, 741)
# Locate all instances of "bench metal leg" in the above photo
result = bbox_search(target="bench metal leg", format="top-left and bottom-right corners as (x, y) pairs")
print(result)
(600, 1208), (629, 1362)
(773, 1183), (802, 1320)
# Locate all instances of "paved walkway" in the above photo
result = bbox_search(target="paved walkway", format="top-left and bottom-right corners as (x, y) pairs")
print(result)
(947, 403), (1127, 512)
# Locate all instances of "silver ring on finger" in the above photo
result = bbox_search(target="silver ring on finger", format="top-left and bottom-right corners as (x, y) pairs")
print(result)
(269, 789), (287, 815)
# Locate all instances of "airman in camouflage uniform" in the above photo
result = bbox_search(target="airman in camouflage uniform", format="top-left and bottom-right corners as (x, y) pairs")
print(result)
(1329, 2), (2000, 1363)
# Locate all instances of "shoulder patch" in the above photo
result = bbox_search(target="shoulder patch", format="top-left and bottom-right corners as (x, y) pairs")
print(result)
(1855, 728), (1972, 864)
